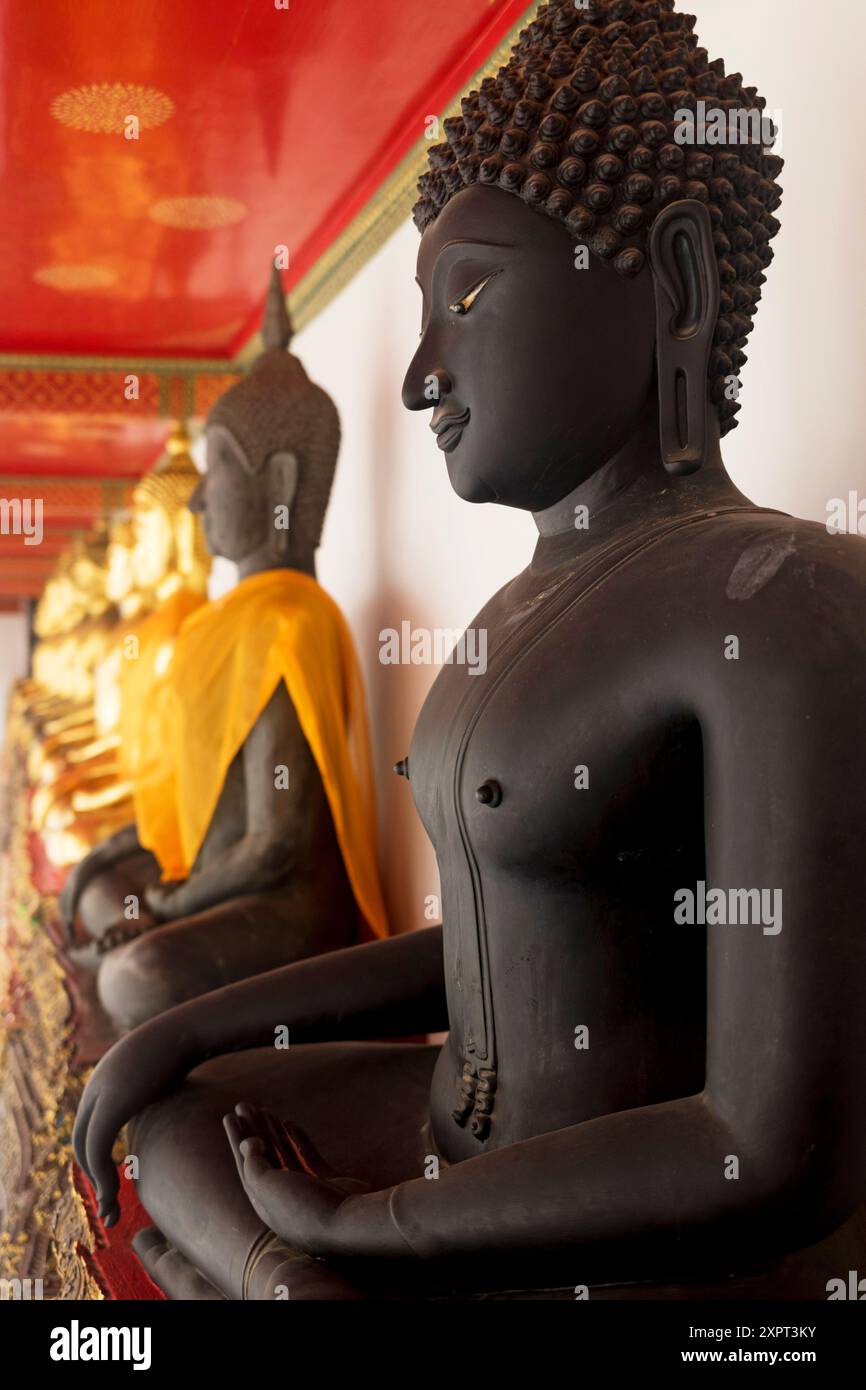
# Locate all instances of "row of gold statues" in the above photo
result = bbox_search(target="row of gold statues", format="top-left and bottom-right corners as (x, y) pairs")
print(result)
(25, 423), (209, 868)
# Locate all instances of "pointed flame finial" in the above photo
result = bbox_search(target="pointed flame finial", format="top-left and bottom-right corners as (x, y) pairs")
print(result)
(261, 263), (293, 351)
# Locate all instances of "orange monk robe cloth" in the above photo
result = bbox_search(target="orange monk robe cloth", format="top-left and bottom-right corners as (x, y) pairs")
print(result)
(117, 586), (205, 787)
(135, 569), (389, 942)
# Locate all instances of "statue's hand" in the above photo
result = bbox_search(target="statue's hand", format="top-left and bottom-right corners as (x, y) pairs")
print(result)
(59, 824), (141, 939)
(223, 1102), (369, 1254)
(96, 912), (157, 956)
(73, 1016), (188, 1228)
(143, 880), (186, 922)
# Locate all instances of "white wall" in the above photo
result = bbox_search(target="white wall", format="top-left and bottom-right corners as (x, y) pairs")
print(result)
(292, 0), (866, 936)
(694, 0), (866, 517)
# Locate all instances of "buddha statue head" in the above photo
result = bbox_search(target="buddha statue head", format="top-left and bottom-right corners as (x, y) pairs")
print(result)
(131, 421), (209, 602)
(63, 526), (112, 627)
(105, 517), (138, 612)
(403, 0), (783, 509)
(33, 551), (77, 642)
(32, 527), (112, 701)
(193, 267), (340, 576)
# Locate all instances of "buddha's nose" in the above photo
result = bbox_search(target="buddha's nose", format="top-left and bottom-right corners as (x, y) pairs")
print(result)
(402, 364), (452, 412)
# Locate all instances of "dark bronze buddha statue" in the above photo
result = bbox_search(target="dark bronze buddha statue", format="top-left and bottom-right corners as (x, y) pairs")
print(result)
(61, 270), (387, 1029)
(74, 0), (866, 1299)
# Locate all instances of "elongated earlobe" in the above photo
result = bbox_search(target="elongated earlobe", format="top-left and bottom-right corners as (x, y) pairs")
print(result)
(648, 200), (720, 477)
(266, 450), (298, 559)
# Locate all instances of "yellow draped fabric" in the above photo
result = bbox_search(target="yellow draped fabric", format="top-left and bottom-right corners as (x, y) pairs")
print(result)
(136, 569), (388, 941)
(119, 584), (205, 788)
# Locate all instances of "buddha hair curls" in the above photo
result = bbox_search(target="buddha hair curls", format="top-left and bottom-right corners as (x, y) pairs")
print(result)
(414, 0), (783, 434)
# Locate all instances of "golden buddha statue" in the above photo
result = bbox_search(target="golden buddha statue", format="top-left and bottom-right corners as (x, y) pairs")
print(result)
(35, 424), (210, 868)
(27, 528), (116, 735)
(28, 525), (129, 851)
(30, 520), (140, 778)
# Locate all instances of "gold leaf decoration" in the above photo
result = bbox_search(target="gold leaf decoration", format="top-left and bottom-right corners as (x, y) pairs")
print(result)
(148, 195), (247, 230)
(33, 265), (118, 292)
(51, 83), (174, 134)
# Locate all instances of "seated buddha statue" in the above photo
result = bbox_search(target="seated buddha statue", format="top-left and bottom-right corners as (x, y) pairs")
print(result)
(62, 268), (388, 1029)
(26, 555), (87, 723)
(30, 520), (139, 791)
(75, 0), (866, 1300)
(34, 431), (210, 869)
(28, 529), (116, 724)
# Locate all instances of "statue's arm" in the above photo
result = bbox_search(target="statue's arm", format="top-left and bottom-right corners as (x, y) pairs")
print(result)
(146, 681), (316, 921)
(74, 927), (447, 1224)
(297, 629), (866, 1287)
(187, 923), (448, 1055)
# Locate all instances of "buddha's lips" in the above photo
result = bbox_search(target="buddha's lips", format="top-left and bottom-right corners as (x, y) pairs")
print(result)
(432, 406), (470, 453)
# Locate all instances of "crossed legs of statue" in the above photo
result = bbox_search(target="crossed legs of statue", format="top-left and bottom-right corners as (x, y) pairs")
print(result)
(69, 835), (357, 1028)
(104, 1035), (866, 1302)
(93, 879), (357, 1029)
(127, 1041), (439, 1300)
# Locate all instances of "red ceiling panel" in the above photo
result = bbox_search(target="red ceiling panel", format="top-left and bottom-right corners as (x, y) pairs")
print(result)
(0, 0), (533, 597)
(0, 0), (532, 359)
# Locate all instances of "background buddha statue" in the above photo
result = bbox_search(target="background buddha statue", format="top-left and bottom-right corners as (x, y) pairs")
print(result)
(33, 429), (210, 869)
(127, 421), (210, 609)
(61, 267), (387, 1030)
(105, 517), (140, 619)
(29, 528), (115, 717)
(30, 520), (137, 775)
(76, 0), (866, 1302)
(25, 530), (118, 865)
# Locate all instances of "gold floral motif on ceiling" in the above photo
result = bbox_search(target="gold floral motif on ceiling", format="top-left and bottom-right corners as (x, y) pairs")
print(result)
(50, 83), (174, 135)
(33, 266), (118, 292)
(148, 196), (247, 230)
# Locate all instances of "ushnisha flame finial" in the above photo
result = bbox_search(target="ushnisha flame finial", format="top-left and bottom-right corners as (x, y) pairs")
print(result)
(261, 263), (294, 354)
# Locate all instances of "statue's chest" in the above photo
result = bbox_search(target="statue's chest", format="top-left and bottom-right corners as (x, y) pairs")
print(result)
(408, 572), (620, 876)
(406, 527), (709, 1144)
(408, 570), (630, 1140)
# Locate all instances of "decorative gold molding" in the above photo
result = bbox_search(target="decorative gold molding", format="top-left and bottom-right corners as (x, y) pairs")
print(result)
(0, 353), (239, 374)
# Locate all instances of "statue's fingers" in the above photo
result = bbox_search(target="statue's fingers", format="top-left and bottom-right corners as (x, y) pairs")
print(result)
(232, 1103), (263, 1156)
(84, 1102), (122, 1225)
(235, 1100), (283, 1168)
(231, 1103), (255, 1139)
(233, 1100), (263, 1133)
(72, 1092), (96, 1178)
(238, 1135), (273, 1188)
(60, 890), (79, 938)
(222, 1112), (248, 1184)
(58, 886), (72, 931)
(132, 1225), (170, 1266)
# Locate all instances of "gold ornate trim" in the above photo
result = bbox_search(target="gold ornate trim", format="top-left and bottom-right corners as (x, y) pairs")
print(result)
(0, 696), (104, 1298)
(0, 353), (240, 374)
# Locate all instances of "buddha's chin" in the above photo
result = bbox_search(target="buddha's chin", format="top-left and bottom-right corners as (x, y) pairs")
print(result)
(445, 453), (497, 504)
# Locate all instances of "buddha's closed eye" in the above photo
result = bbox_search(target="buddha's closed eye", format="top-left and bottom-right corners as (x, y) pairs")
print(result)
(448, 270), (500, 316)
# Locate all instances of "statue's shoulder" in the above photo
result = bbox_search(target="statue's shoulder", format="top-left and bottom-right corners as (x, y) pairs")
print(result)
(678, 508), (866, 663)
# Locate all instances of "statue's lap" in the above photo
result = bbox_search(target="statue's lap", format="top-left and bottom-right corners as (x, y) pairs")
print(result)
(129, 1041), (439, 1298)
